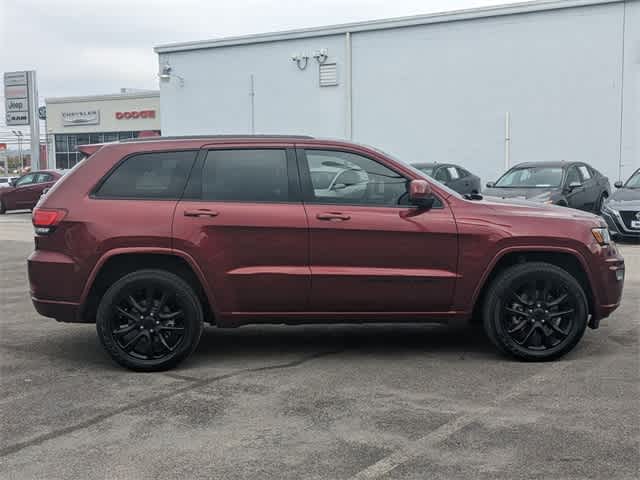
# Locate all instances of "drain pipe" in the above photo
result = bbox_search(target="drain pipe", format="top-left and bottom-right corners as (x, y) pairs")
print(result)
(345, 32), (353, 140)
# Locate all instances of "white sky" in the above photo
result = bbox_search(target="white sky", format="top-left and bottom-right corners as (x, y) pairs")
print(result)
(0, 0), (519, 142)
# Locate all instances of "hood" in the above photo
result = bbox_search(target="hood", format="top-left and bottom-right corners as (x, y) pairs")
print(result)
(608, 188), (640, 210)
(483, 187), (561, 203)
(478, 195), (600, 222)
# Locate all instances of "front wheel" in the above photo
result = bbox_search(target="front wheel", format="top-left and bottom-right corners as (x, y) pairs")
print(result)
(0, 199), (5, 214)
(96, 269), (204, 371)
(483, 262), (588, 361)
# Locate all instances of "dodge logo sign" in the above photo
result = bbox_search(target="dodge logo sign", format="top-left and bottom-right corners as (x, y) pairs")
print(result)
(115, 110), (156, 120)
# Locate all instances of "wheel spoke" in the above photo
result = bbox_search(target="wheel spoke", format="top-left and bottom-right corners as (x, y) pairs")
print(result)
(156, 292), (169, 312)
(122, 331), (144, 351)
(145, 287), (154, 312)
(548, 320), (570, 337)
(159, 310), (183, 320)
(548, 309), (574, 318)
(547, 293), (568, 307)
(126, 295), (145, 313)
(113, 323), (138, 336)
(145, 331), (155, 356)
(505, 307), (529, 317)
(158, 325), (185, 332)
(155, 331), (174, 352)
(115, 306), (139, 323)
(509, 290), (530, 306)
(517, 324), (537, 346)
(542, 280), (551, 302)
(526, 282), (537, 304)
(507, 319), (528, 334)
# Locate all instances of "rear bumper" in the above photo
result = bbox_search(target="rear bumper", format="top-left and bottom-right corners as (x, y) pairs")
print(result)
(31, 297), (82, 322)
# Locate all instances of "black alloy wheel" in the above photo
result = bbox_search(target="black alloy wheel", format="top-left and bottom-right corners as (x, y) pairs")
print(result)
(483, 262), (588, 361)
(97, 270), (203, 371)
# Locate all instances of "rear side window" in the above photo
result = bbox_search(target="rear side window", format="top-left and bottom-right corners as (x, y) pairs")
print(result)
(95, 151), (196, 199)
(578, 165), (591, 180)
(201, 149), (289, 202)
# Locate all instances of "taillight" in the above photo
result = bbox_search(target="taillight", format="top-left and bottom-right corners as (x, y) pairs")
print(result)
(32, 208), (67, 235)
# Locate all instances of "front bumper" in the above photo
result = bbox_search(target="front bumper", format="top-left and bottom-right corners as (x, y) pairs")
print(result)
(589, 242), (625, 322)
(601, 209), (640, 241)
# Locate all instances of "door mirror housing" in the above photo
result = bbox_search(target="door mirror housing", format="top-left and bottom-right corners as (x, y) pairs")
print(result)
(408, 179), (435, 209)
(566, 181), (582, 192)
(614, 181), (624, 189)
(486, 181), (495, 188)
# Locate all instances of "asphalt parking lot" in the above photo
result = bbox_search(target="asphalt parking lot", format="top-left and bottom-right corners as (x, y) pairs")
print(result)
(0, 211), (638, 480)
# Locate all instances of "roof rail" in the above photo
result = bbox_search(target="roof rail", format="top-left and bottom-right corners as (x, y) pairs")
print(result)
(119, 134), (314, 143)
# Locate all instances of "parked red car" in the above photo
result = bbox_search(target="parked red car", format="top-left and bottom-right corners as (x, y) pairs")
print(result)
(27, 136), (625, 371)
(0, 170), (63, 214)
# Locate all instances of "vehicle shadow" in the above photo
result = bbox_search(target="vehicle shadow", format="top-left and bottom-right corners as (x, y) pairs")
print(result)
(188, 323), (496, 364)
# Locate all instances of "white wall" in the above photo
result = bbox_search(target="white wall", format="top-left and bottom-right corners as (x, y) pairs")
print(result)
(352, 2), (628, 184)
(159, 35), (346, 137)
(159, 1), (637, 184)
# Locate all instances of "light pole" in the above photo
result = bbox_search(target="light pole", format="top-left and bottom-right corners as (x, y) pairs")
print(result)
(11, 130), (24, 172)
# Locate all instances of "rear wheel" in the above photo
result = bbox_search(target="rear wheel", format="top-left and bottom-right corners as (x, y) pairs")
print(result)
(96, 269), (204, 371)
(0, 199), (5, 214)
(483, 262), (588, 361)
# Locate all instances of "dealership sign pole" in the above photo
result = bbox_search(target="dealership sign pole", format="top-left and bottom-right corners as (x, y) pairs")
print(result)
(4, 71), (40, 170)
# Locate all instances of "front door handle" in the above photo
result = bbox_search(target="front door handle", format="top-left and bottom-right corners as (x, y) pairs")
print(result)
(184, 209), (219, 217)
(316, 212), (351, 221)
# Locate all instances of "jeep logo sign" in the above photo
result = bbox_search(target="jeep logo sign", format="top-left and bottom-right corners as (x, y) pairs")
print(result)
(115, 110), (156, 120)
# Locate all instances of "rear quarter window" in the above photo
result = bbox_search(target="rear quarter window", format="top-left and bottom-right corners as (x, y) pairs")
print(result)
(95, 151), (196, 199)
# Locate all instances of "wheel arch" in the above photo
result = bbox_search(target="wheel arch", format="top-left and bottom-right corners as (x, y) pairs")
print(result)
(81, 249), (218, 324)
(471, 248), (596, 323)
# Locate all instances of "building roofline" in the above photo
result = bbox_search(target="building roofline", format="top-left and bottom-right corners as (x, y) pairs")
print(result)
(45, 91), (160, 105)
(154, 0), (623, 53)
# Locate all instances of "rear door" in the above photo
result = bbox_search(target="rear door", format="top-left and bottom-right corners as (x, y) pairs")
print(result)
(577, 164), (598, 210)
(564, 165), (589, 210)
(172, 146), (310, 317)
(298, 147), (458, 314)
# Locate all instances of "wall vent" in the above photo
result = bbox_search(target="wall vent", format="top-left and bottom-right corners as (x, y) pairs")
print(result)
(319, 63), (338, 87)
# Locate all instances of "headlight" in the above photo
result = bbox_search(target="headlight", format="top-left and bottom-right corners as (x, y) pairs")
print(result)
(591, 227), (611, 245)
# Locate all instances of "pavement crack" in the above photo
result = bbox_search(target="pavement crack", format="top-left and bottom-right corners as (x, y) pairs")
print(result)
(0, 349), (341, 458)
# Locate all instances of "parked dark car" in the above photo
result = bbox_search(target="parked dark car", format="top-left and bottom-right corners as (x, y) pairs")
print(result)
(601, 168), (640, 241)
(412, 162), (481, 195)
(0, 170), (63, 214)
(484, 161), (610, 212)
(28, 136), (624, 371)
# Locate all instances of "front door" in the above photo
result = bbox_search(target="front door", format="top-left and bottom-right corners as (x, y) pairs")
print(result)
(4, 173), (38, 210)
(564, 166), (589, 210)
(299, 148), (458, 314)
(173, 146), (310, 318)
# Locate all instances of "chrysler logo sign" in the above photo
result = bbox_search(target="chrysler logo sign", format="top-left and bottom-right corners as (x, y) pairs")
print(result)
(62, 110), (100, 126)
(115, 110), (156, 120)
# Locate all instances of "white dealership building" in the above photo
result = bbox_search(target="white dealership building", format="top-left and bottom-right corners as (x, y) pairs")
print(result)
(154, 0), (639, 184)
(45, 91), (161, 169)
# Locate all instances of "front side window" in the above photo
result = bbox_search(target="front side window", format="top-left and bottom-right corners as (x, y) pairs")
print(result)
(15, 174), (36, 187)
(305, 150), (407, 206)
(95, 151), (196, 199)
(202, 149), (289, 202)
(35, 173), (53, 183)
(495, 167), (563, 188)
(565, 167), (581, 185)
(578, 165), (591, 180)
(434, 168), (450, 183)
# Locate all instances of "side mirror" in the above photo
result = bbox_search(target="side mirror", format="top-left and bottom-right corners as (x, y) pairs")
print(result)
(9, 179), (16, 187)
(408, 179), (434, 209)
(567, 181), (582, 191)
(486, 181), (495, 188)
(614, 181), (623, 189)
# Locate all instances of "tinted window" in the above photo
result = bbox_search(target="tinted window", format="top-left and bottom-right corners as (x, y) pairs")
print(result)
(35, 173), (53, 183)
(457, 167), (470, 178)
(447, 166), (460, 180)
(15, 174), (36, 187)
(434, 168), (449, 182)
(202, 149), (289, 202)
(305, 150), (407, 206)
(96, 151), (196, 199)
(565, 167), (581, 185)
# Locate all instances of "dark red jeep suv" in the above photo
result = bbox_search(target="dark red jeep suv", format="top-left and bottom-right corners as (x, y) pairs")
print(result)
(28, 136), (625, 371)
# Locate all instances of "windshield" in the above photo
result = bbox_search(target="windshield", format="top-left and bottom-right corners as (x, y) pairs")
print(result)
(415, 166), (434, 176)
(495, 167), (563, 188)
(624, 169), (640, 189)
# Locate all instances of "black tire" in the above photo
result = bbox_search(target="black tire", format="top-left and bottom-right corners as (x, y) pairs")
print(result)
(0, 199), (5, 214)
(96, 269), (204, 371)
(483, 262), (588, 361)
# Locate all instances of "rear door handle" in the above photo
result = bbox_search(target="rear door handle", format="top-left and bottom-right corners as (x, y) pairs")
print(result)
(316, 212), (351, 221)
(184, 209), (219, 217)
